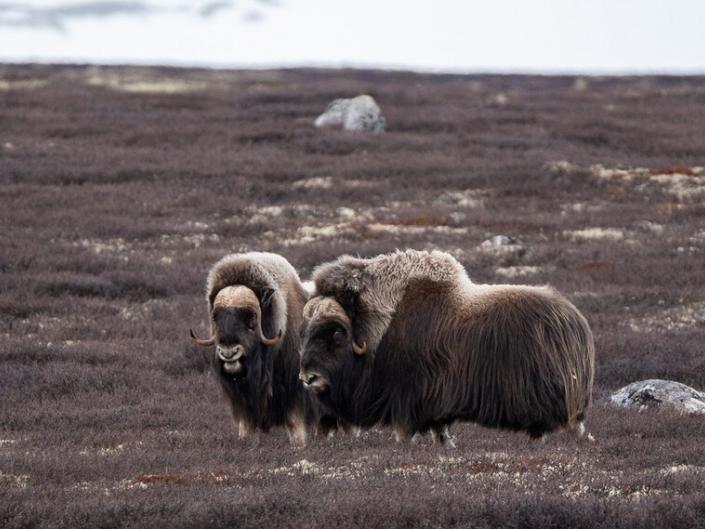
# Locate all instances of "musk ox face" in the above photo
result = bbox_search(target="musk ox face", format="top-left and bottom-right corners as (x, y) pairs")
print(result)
(191, 285), (282, 377)
(299, 297), (367, 397)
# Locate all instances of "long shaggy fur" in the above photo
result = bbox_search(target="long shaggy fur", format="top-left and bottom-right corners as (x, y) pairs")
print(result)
(205, 252), (322, 439)
(307, 249), (595, 438)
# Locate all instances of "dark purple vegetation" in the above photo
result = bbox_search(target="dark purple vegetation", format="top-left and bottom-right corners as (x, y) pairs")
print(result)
(1, 65), (705, 528)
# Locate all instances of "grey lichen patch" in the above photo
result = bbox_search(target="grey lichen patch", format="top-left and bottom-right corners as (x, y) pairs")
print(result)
(591, 164), (705, 199)
(160, 233), (220, 248)
(365, 223), (468, 236)
(0, 79), (47, 91)
(292, 176), (378, 191)
(564, 228), (624, 242)
(119, 299), (171, 321)
(292, 176), (333, 190)
(0, 471), (29, 489)
(545, 160), (580, 174)
(278, 220), (468, 246)
(627, 301), (705, 333)
(85, 71), (207, 94)
(433, 189), (486, 209)
(77, 237), (131, 255)
(271, 458), (369, 480)
(495, 266), (543, 278)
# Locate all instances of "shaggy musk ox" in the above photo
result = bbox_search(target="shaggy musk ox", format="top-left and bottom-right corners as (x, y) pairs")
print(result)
(299, 249), (595, 443)
(191, 252), (331, 444)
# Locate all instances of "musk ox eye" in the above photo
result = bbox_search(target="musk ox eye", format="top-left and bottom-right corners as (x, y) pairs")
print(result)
(240, 312), (256, 330)
(332, 328), (346, 345)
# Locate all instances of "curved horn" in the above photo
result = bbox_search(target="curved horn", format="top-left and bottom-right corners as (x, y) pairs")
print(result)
(260, 329), (283, 346)
(190, 329), (215, 346)
(351, 338), (368, 355)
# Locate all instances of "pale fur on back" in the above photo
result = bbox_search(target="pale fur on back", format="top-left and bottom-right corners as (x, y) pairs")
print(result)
(313, 249), (470, 351)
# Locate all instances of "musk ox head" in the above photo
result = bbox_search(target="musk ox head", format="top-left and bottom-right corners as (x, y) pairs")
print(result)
(191, 285), (282, 377)
(298, 296), (367, 396)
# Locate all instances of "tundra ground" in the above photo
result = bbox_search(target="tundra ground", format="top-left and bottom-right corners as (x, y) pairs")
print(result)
(1, 65), (705, 528)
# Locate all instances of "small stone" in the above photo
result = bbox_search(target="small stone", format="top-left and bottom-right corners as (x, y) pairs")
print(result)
(480, 235), (522, 248)
(546, 160), (578, 174)
(573, 77), (589, 92)
(336, 207), (357, 220)
(489, 93), (509, 106)
(634, 220), (665, 234)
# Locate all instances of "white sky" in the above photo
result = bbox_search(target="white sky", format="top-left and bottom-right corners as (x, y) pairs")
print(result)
(2, 0), (705, 73)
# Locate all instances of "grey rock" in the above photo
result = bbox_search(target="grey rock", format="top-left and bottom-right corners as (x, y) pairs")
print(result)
(314, 95), (386, 133)
(610, 379), (705, 414)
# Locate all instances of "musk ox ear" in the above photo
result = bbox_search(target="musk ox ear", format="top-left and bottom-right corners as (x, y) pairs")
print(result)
(259, 288), (276, 308)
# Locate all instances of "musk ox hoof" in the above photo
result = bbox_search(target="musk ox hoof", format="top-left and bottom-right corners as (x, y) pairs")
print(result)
(394, 428), (413, 444)
(238, 419), (254, 439)
(314, 95), (386, 133)
(610, 379), (705, 415)
(431, 426), (456, 448)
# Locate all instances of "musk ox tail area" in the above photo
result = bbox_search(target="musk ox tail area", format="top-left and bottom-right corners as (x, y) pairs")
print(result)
(465, 287), (595, 437)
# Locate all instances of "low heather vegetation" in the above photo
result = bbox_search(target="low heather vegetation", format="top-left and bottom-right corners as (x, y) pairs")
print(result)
(1, 65), (705, 528)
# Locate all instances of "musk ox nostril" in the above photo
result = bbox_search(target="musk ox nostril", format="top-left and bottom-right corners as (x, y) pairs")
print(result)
(299, 371), (317, 385)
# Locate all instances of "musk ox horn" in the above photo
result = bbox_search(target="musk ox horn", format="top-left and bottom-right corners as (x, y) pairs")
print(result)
(352, 338), (368, 355)
(190, 329), (215, 346)
(260, 329), (283, 346)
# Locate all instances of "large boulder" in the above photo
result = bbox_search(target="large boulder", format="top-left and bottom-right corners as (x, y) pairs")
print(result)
(610, 379), (705, 414)
(314, 95), (386, 133)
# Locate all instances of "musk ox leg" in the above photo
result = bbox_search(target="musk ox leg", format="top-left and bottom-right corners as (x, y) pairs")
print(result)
(568, 421), (596, 443)
(574, 421), (586, 438)
(286, 412), (308, 446)
(238, 419), (255, 440)
(394, 427), (414, 444)
(527, 423), (551, 440)
(316, 416), (338, 439)
(338, 420), (362, 438)
(431, 426), (456, 448)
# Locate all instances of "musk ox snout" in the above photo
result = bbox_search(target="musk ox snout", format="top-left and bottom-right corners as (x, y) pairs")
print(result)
(218, 343), (248, 375)
(218, 344), (245, 362)
(299, 369), (329, 393)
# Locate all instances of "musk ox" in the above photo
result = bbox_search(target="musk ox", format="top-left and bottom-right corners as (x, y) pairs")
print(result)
(299, 249), (594, 443)
(190, 252), (332, 444)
